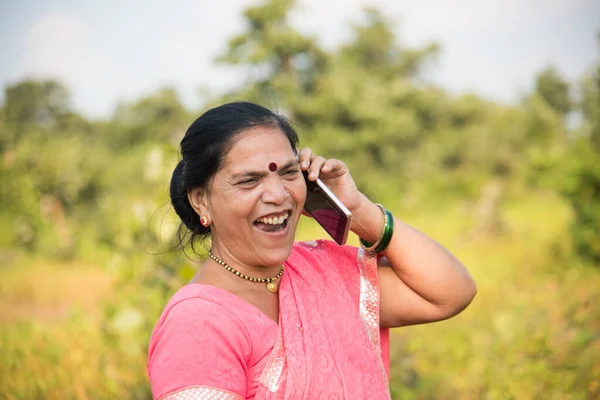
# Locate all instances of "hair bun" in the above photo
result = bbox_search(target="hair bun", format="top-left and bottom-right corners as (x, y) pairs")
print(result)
(169, 160), (185, 202)
(169, 160), (204, 234)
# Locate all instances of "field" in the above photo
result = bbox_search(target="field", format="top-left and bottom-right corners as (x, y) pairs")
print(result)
(1, 191), (598, 399)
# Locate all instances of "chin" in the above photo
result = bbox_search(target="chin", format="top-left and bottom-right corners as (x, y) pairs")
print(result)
(260, 243), (295, 267)
(254, 216), (299, 266)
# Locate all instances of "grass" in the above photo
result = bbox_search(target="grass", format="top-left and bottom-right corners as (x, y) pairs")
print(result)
(0, 261), (116, 399)
(388, 192), (600, 399)
(0, 259), (113, 324)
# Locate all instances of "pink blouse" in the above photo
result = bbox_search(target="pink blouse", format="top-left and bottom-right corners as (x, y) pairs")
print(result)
(148, 240), (390, 399)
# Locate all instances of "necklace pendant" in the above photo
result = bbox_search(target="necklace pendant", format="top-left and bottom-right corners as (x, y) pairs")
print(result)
(266, 281), (278, 293)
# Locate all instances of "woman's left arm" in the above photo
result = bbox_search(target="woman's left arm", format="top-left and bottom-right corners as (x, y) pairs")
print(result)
(300, 149), (477, 329)
(350, 195), (477, 328)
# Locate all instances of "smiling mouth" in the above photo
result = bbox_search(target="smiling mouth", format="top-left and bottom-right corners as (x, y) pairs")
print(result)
(254, 212), (290, 233)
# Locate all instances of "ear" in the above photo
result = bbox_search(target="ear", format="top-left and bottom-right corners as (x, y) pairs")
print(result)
(187, 187), (209, 218)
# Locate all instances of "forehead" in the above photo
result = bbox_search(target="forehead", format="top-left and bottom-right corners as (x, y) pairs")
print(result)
(222, 126), (295, 172)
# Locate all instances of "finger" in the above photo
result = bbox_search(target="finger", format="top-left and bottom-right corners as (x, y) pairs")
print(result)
(308, 155), (327, 181)
(298, 148), (314, 170)
(320, 158), (346, 175)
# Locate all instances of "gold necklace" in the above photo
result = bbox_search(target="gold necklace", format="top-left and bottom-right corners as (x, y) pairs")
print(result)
(208, 252), (284, 293)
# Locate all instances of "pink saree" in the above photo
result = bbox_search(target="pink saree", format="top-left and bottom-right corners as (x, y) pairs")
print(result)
(148, 240), (391, 399)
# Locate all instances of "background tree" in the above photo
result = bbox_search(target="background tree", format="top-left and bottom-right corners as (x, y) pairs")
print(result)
(218, 0), (325, 107)
(580, 37), (600, 148)
(3, 80), (71, 140)
(535, 66), (572, 117)
(559, 34), (600, 264)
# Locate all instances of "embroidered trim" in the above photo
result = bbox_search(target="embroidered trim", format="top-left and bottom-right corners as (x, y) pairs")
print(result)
(357, 248), (382, 350)
(300, 240), (319, 248)
(258, 316), (286, 393)
(160, 386), (243, 400)
(357, 248), (392, 398)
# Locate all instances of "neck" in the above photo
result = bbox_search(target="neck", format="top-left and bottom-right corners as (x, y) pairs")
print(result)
(208, 242), (284, 280)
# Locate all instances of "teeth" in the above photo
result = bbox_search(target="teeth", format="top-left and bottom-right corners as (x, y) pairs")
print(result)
(258, 213), (288, 225)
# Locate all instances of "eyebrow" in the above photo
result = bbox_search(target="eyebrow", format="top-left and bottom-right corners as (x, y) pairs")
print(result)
(231, 159), (299, 180)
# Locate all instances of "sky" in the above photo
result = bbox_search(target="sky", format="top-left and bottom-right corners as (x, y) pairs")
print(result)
(0, 0), (598, 119)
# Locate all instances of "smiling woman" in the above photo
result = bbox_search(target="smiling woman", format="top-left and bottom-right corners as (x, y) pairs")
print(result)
(147, 101), (477, 399)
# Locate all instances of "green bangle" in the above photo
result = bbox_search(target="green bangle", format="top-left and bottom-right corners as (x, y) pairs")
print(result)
(360, 205), (394, 254)
(374, 209), (394, 253)
(360, 204), (386, 253)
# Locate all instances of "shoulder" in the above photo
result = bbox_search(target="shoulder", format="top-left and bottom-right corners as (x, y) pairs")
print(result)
(150, 285), (249, 333)
(148, 285), (252, 399)
(148, 285), (252, 365)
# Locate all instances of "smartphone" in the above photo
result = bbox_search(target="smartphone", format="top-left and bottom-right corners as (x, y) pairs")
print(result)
(302, 170), (353, 245)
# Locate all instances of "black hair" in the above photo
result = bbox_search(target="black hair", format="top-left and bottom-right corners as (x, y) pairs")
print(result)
(169, 101), (299, 252)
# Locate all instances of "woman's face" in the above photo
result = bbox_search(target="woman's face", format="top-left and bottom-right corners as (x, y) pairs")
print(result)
(201, 125), (307, 267)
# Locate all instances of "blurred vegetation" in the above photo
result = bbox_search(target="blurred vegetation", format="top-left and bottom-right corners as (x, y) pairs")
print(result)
(0, 1), (599, 398)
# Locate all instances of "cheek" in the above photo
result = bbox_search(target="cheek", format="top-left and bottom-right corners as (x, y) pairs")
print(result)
(214, 189), (258, 221)
(286, 180), (307, 207)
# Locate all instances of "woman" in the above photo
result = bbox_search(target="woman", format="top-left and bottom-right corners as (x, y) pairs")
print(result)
(148, 102), (477, 399)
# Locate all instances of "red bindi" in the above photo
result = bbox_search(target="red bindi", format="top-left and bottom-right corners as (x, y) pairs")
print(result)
(268, 162), (277, 172)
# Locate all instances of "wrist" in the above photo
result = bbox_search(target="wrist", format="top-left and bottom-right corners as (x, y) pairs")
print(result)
(360, 206), (394, 254)
(350, 196), (385, 244)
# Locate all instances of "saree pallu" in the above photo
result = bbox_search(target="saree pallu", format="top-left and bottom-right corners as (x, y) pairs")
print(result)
(148, 240), (391, 399)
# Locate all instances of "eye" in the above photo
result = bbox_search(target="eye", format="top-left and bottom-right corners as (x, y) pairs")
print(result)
(283, 168), (300, 176)
(238, 178), (258, 185)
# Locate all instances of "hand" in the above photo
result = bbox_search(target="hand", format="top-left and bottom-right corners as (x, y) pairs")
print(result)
(297, 148), (364, 214)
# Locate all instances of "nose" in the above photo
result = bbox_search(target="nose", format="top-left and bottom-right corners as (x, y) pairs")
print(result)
(261, 177), (288, 205)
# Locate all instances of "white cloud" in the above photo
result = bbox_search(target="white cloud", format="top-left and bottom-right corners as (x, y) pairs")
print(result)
(129, 0), (254, 110)
(16, 13), (116, 115)
(20, 13), (114, 88)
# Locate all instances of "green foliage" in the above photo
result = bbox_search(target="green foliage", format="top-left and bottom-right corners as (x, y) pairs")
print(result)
(340, 7), (439, 80)
(3, 80), (71, 137)
(557, 37), (600, 264)
(580, 69), (600, 148)
(389, 195), (600, 399)
(112, 87), (190, 147)
(535, 66), (572, 116)
(560, 139), (600, 264)
(218, 0), (325, 105)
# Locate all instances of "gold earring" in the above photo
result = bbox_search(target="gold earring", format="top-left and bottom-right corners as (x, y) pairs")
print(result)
(200, 215), (210, 227)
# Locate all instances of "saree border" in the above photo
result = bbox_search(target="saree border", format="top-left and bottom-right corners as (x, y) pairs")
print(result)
(357, 248), (382, 350)
(159, 385), (244, 400)
(257, 325), (286, 394)
(357, 248), (392, 398)
(257, 269), (288, 397)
